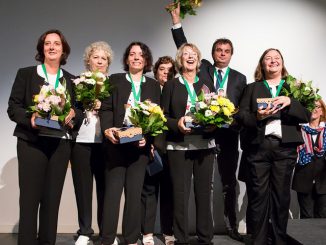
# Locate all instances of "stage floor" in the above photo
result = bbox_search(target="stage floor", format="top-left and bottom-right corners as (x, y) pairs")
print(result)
(0, 234), (243, 245)
(287, 218), (326, 245)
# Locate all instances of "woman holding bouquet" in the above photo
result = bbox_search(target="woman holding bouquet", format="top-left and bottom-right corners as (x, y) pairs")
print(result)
(99, 41), (161, 245)
(238, 48), (311, 245)
(71, 41), (115, 245)
(161, 43), (216, 245)
(292, 99), (326, 218)
(7, 29), (82, 245)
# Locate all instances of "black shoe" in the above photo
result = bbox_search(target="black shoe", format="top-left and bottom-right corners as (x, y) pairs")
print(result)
(228, 228), (244, 242)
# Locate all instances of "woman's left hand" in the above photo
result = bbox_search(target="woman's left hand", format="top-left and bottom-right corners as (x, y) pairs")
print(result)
(64, 109), (76, 128)
(272, 96), (291, 111)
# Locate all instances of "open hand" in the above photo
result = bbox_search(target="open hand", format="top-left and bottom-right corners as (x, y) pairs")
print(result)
(104, 127), (119, 144)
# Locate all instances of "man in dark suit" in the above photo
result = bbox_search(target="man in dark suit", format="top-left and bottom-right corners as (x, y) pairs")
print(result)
(167, 3), (247, 242)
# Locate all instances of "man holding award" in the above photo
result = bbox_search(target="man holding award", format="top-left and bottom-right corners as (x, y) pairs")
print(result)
(167, 2), (247, 242)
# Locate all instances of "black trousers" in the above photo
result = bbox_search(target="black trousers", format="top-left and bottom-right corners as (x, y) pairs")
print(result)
(141, 154), (173, 235)
(17, 137), (71, 245)
(101, 144), (149, 244)
(167, 149), (214, 244)
(245, 136), (297, 245)
(215, 129), (239, 230)
(70, 142), (105, 236)
(297, 189), (326, 218)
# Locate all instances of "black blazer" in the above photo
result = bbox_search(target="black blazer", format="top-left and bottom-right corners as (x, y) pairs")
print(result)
(7, 66), (83, 142)
(238, 81), (311, 149)
(171, 26), (247, 107)
(161, 77), (215, 143)
(99, 73), (161, 165)
(99, 73), (161, 130)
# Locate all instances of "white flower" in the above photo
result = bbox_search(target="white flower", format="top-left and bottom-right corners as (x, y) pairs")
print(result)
(85, 78), (96, 85)
(142, 110), (150, 115)
(95, 72), (106, 82)
(205, 110), (213, 117)
(38, 102), (51, 112)
(84, 71), (92, 77)
(198, 101), (207, 109)
(56, 86), (65, 95)
(139, 103), (149, 111)
(211, 100), (218, 106)
(73, 78), (81, 85)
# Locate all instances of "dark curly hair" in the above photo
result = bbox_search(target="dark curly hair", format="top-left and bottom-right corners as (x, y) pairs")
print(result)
(153, 56), (176, 80)
(122, 41), (153, 73)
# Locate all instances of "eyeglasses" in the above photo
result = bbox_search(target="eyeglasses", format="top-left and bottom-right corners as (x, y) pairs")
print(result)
(182, 52), (198, 57)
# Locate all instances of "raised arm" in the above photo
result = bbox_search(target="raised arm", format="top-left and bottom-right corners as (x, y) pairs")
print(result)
(166, 2), (188, 49)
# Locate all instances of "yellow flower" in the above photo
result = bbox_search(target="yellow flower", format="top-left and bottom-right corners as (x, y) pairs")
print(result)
(153, 106), (166, 121)
(226, 101), (235, 112)
(209, 105), (220, 113)
(33, 95), (39, 103)
(222, 107), (231, 116)
(217, 97), (227, 106)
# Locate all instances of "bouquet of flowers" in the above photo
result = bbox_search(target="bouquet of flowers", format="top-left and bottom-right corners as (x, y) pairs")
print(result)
(28, 79), (71, 126)
(73, 71), (111, 111)
(129, 100), (168, 136)
(166, 0), (202, 19)
(281, 75), (321, 111)
(192, 92), (237, 127)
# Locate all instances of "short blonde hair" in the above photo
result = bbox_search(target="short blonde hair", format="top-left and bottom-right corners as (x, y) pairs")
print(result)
(83, 41), (114, 72)
(175, 43), (201, 74)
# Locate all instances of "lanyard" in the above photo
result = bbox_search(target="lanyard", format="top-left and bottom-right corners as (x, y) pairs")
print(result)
(214, 67), (230, 89)
(181, 75), (199, 108)
(128, 73), (144, 102)
(263, 79), (285, 98)
(41, 64), (61, 89)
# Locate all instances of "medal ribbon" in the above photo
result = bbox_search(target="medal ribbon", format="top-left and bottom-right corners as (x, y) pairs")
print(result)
(42, 63), (61, 89)
(128, 73), (144, 102)
(263, 79), (285, 98)
(181, 75), (199, 110)
(214, 67), (230, 90)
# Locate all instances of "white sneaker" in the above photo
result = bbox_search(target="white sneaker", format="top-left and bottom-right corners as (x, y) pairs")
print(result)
(164, 235), (175, 245)
(113, 237), (119, 245)
(75, 235), (90, 245)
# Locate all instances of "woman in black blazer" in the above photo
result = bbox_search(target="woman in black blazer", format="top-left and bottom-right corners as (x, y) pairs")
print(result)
(161, 43), (216, 245)
(238, 48), (311, 245)
(99, 42), (161, 245)
(292, 99), (326, 218)
(7, 29), (82, 245)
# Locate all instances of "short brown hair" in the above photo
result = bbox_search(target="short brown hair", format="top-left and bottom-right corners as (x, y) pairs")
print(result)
(122, 41), (153, 73)
(254, 48), (288, 82)
(175, 43), (201, 74)
(153, 56), (176, 80)
(35, 29), (70, 65)
(211, 38), (234, 57)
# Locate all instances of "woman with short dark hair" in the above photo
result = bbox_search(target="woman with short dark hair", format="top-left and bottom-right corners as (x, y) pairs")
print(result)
(99, 41), (161, 245)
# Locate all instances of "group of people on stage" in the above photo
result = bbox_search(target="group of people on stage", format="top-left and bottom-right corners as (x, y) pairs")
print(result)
(7, 2), (326, 245)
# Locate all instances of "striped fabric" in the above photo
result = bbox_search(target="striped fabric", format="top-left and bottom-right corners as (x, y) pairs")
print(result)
(297, 123), (326, 165)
